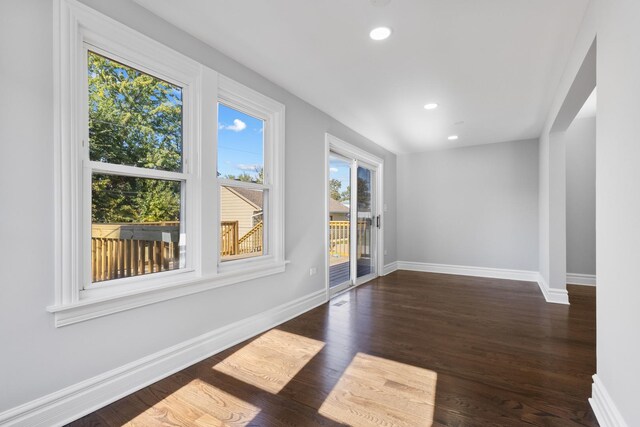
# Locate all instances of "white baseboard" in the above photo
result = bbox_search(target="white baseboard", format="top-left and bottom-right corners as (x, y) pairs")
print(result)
(567, 273), (596, 286)
(395, 261), (570, 305)
(0, 290), (327, 427)
(383, 261), (398, 276)
(396, 261), (539, 282)
(589, 374), (629, 427)
(536, 274), (570, 305)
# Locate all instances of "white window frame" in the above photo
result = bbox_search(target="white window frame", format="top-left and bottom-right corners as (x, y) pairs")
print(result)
(324, 133), (385, 300)
(217, 76), (285, 273)
(48, 0), (286, 327)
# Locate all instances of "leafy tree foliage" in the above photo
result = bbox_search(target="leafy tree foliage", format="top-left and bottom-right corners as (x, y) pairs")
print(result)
(222, 166), (264, 184)
(357, 177), (370, 210)
(88, 52), (182, 223)
(329, 179), (342, 201)
(341, 186), (350, 203)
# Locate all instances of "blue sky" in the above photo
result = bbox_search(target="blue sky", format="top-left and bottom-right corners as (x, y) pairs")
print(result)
(217, 103), (264, 179)
(329, 156), (350, 198)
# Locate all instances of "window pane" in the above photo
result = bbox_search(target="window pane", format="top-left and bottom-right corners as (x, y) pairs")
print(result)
(91, 173), (185, 283)
(328, 155), (351, 288)
(88, 51), (183, 172)
(217, 103), (264, 183)
(356, 166), (374, 279)
(220, 186), (264, 261)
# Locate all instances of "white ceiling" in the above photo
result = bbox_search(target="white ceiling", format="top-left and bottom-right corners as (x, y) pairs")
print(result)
(135, 0), (589, 153)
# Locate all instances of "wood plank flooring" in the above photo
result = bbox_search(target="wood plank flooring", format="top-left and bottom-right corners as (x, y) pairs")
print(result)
(69, 271), (598, 426)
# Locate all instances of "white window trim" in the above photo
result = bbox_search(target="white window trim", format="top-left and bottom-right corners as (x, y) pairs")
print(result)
(80, 46), (198, 299)
(216, 75), (285, 273)
(49, 0), (286, 327)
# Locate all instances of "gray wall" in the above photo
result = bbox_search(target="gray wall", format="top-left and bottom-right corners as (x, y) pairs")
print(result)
(537, 5), (596, 295)
(397, 139), (539, 271)
(565, 116), (596, 276)
(597, 0), (640, 423)
(0, 0), (396, 412)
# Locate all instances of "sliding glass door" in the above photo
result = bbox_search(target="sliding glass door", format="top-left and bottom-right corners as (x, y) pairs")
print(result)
(328, 153), (352, 293)
(328, 152), (379, 295)
(355, 164), (377, 284)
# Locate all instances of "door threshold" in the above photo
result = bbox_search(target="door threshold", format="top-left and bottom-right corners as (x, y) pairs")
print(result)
(329, 276), (378, 299)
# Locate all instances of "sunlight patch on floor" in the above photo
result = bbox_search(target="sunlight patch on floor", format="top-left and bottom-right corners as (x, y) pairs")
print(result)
(213, 328), (325, 393)
(127, 378), (261, 427)
(319, 352), (437, 427)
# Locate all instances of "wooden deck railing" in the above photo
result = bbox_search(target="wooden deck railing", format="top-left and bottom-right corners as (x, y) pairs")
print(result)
(238, 221), (263, 255)
(329, 220), (371, 258)
(92, 219), (370, 282)
(221, 221), (239, 257)
(91, 222), (180, 283)
(93, 219), (267, 281)
(329, 221), (350, 257)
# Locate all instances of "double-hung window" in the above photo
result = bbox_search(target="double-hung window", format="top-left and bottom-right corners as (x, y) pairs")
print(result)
(50, 0), (285, 326)
(215, 76), (285, 273)
(86, 49), (189, 287)
(216, 81), (284, 268)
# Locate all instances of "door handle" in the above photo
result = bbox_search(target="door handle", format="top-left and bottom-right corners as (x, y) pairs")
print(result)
(376, 215), (381, 228)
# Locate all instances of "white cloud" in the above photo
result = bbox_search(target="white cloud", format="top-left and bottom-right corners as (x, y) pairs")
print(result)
(219, 118), (247, 132)
(330, 167), (338, 173)
(237, 164), (259, 171)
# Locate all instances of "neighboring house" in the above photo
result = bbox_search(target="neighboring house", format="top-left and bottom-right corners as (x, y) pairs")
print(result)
(329, 198), (349, 221)
(220, 186), (263, 237)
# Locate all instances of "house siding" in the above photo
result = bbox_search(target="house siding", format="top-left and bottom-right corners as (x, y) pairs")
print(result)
(220, 186), (260, 237)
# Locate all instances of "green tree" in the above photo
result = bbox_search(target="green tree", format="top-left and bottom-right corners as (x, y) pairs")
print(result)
(330, 179), (342, 201)
(340, 185), (350, 202)
(335, 180), (370, 208)
(223, 166), (263, 184)
(357, 178), (371, 210)
(88, 52), (183, 223)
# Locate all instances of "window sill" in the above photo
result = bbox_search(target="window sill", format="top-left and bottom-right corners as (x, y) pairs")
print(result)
(47, 260), (289, 327)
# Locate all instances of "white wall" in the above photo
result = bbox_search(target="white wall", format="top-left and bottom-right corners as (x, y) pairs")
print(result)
(539, 131), (568, 293)
(397, 139), (539, 271)
(538, 0), (596, 296)
(565, 116), (596, 276)
(0, 0), (397, 415)
(595, 0), (640, 424)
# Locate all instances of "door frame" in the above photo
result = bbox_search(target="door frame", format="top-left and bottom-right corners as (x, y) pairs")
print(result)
(324, 133), (384, 299)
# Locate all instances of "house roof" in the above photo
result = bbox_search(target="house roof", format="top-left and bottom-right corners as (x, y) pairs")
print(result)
(227, 187), (263, 210)
(329, 198), (349, 213)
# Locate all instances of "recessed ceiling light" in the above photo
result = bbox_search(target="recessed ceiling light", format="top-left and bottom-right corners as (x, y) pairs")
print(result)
(448, 135), (459, 140)
(369, 27), (392, 41)
(424, 103), (439, 110)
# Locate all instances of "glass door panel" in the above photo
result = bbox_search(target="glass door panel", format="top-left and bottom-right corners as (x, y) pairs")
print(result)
(356, 165), (376, 280)
(328, 154), (352, 291)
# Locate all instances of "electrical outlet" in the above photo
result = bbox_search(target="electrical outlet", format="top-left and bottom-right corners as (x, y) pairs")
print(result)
(309, 267), (317, 276)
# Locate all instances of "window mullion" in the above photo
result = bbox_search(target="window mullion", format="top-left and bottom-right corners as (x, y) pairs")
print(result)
(199, 66), (219, 276)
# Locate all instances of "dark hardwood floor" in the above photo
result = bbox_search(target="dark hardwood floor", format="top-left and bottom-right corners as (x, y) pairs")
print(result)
(69, 271), (598, 426)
